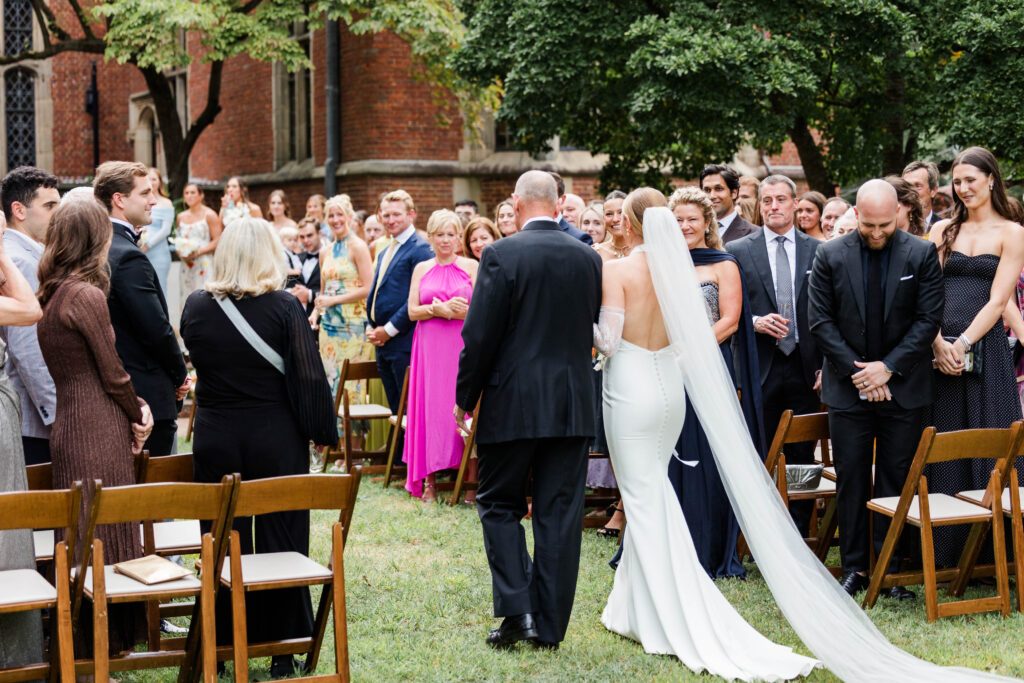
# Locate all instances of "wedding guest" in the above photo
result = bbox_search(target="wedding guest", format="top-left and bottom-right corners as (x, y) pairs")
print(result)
(142, 167), (174, 298)
(831, 208), (859, 239)
(809, 179), (944, 597)
(903, 160), (943, 228)
(737, 197), (760, 227)
(292, 217), (323, 316)
(0, 209), (45, 670)
(561, 193), (586, 228)
(549, 173), (593, 244)
(933, 188), (954, 219)
(579, 205), (606, 244)
(176, 183), (223, 302)
(220, 176), (263, 228)
(37, 198), (154, 653)
(463, 216), (501, 261)
(351, 210), (367, 241)
(0, 166), (59, 465)
(305, 193), (329, 241)
(267, 189), (297, 231)
(885, 176), (926, 237)
(669, 186), (764, 577)
(95, 161), (188, 457)
(181, 217), (335, 678)
(455, 199), (479, 225)
(738, 174), (760, 202)
(363, 214), (386, 258)
(700, 164), (760, 245)
(596, 190), (634, 261)
(821, 197), (851, 240)
(404, 210), (478, 501)
(280, 226), (304, 288)
(494, 198), (517, 236)
(727, 175), (823, 532)
(928, 146), (1024, 567)
(796, 191), (827, 240)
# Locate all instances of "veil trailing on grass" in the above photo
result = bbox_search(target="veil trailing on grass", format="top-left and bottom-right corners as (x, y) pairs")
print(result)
(639, 206), (1012, 682)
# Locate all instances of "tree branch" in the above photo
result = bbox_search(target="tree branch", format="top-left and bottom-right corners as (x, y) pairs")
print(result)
(184, 60), (224, 150)
(0, 38), (105, 65)
(64, 0), (96, 40)
(239, 0), (266, 15)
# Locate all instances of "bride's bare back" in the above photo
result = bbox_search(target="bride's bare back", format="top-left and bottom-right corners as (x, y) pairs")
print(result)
(601, 250), (670, 351)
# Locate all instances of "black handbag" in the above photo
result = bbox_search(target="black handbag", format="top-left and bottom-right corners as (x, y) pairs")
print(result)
(944, 336), (984, 375)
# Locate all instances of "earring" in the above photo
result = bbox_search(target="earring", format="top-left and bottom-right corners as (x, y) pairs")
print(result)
(705, 227), (711, 235)
(990, 183), (994, 191)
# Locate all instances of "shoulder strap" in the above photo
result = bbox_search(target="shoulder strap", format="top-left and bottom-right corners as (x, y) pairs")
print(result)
(215, 296), (285, 374)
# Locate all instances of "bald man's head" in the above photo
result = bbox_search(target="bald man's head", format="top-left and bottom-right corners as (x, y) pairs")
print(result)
(513, 170), (558, 226)
(562, 193), (585, 226)
(856, 179), (899, 250)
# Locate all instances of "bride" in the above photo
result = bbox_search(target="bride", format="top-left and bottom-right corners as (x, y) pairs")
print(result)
(594, 188), (1013, 681)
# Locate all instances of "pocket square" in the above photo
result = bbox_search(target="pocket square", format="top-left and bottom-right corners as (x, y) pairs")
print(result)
(805, 270), (812, 274)
(900, 274), (914, 281)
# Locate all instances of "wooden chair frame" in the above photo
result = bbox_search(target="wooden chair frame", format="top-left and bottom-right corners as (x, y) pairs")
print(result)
(76, 477), (237, 683)
(863, 424), (1024, 621)
(327, 359), (394, 475)
(0, 483), (81, 683)
(218, 470), (362, 683)
(448, 399), (481, 507)
(25, 463), (56, 565)
(382, 367), (410, 489)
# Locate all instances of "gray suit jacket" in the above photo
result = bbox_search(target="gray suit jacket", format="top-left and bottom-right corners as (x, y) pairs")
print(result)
(0, 229), (56, 438)
(720, 214), (760, 245)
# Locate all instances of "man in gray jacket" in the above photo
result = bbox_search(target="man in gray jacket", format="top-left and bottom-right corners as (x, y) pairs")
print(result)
(0, 166), (59, 465)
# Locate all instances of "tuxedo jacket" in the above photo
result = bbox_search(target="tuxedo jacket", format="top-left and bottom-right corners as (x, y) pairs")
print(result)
(727, 228), (822, 387)
(808, 229), (944, 410)
(721, 215), (760, 245)
(106, 225), (188, 421)
(298, 250), (321, 316)
(456, 219), (602, 444)
(365, 231), (434, 354)
(558, 217), (594, 245)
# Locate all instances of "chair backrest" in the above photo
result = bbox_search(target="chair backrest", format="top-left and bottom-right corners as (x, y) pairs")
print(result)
(765, 411), (830, 475)
(88, 476), (236, 527)
(136, 452), (195, 484)
(233, 470), (362, 545)
(25, 462), (53, 491)
(0, 482), (82, 534)
(340, 359), (381, 383)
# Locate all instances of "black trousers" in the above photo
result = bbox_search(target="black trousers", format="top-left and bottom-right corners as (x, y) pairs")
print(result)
(476, 436), (588, 644)
(144, 418), (178, 458)
(376, 345), (410, 457)
(828, 400), (923, 573)
(22, 436), (51, 466)
(762, 346), (820, 532)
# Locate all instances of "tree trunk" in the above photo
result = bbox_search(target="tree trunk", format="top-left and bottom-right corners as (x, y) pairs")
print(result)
(787, 116), (833, 195)
(880, 61), (909, 176)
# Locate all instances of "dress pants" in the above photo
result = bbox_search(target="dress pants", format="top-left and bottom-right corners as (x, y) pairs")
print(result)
(144, 418), (178, 457)
(22, 436), (50, 466)
(762, 346), (820, 532)
(828, 401), (922, 573)
(476, 436), (588, 644)
(376, 344), (410, 457)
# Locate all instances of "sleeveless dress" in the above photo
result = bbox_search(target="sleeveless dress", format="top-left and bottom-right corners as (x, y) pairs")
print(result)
(0, 339), (44, 670)
(928, 252), (1023, 567)
(142, 204), (174, 299)
(601, 339), (816, 680)
(319, 236), (374, 406)
(404, 262), (474, 497)
(178, 217), (213, 302)
(669, 281), (745, 579)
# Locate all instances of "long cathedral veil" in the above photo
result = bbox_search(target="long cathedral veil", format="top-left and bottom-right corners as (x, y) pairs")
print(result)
(640, 206), (1012, 681)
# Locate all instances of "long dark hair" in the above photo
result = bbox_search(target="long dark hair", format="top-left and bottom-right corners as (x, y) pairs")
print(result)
(37, 199), (112, 306)
(940, 146), (1015, 262)
(884, 175), (925, 237)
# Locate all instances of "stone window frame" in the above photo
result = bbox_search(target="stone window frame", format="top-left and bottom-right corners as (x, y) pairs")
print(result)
(0, 0), (53, 175)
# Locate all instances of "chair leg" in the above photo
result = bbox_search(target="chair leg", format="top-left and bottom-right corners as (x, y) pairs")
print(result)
(305, 583), (333, 673)
(201, 535), (217, 683)
(333, 523), (350, 682)
(229, 532), (249, 683)
(949, 521), (989, 597)
(864, 514), (901, 609)
(54, 542), (74, 683)
(382, 424), (398, 489)
(1011, 470), (1024, 613)
(919, 490), (938, 622)
(92, 540), (109, 683)
(344, 417), (353, 475)
(988, 471), (1011, 618)
(813, 499), (838, 562)
(450, 441), (473, 508)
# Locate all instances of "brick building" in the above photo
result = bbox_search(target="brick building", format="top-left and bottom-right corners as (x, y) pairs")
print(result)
(2, 1), (803, 219)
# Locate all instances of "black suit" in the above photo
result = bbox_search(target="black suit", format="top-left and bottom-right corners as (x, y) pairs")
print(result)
(557, 216), (594, 245)
(456, 218), (601, 644)
(107, 223), (188, 456)
(298, 250), (321, 316)
(808, 229), (944, 572)
(720, 214), (760, 245)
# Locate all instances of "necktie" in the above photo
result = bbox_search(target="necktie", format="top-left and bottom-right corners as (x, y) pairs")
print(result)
(370, 238), (397, 322)
(866, 249), (883, 361)
(774, 235), (796, 355)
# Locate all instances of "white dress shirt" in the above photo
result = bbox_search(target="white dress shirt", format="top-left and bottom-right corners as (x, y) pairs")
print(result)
(760, 226), (799, 341)
(380, 224), (418, 338)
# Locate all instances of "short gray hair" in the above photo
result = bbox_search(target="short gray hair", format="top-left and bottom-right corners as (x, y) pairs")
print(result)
(759, 174), (797, 198)
(513, 170), (558, 208)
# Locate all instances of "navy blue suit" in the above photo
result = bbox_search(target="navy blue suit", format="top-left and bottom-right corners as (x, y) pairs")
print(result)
(366, 230), (434, 414)
(558, 217), (593, 245)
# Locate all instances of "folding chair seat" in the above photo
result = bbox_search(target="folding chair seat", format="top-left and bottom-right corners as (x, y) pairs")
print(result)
(0, 483), (81, 683)
(325, 359), (394, 474)
(219, 469), (362, 682)
(382, 367), (410, 489)
(864, 423), (1024, 621)
(135, 452), (204, 555)
(75, 476), (237, 682)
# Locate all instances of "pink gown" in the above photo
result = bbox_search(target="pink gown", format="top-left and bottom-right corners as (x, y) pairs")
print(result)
(404, 261), (474, 497)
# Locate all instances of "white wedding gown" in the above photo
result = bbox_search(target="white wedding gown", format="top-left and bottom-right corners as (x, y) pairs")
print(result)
(596, 208), (1016, 682)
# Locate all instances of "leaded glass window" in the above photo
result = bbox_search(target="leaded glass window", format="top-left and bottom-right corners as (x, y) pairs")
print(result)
(4, 0), (32, 56)
(6, 68), (35, 169)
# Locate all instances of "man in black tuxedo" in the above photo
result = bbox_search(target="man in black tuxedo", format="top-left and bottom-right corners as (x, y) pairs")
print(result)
(700, 164), (760, 244)
(902, 160), (944, 229)
(455, 170), (602, 649)
(94, 162), (189, 457)
(548, 172), (593, 245)
(809, 179), (944, 597)
(292, 218), (323, 316)
(727, 174), (823, 530)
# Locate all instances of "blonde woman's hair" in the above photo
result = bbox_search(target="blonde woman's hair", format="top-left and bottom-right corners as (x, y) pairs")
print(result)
(425, 209), (461, 236)
(324, 193), (354, 218)
(622, 187), (668, 239)
(205, 217), (286, 299)
(668, 186), (721, 250)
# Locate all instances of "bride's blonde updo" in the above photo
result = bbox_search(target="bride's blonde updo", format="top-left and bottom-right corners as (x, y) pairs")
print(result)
(622, 187), (668, 239)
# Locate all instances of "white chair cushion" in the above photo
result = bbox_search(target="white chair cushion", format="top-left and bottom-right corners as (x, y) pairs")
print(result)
(343, 403), (392, 419)
(221, 551), (331, 585)
(957, 488), (1014, 514)
(870, 493), (993, 522)
(0, 569), (56, 606)
(33, 529), (54, 560)
(78, 565), (201, 597)
(387, 415), (407, 429)
(146, 520), (202, 552)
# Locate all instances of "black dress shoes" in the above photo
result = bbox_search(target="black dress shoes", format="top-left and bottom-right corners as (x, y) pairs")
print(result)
(486, 613), (539, 648)
(839, 571), (869, 596)
(533, 640), (559, 651)
(884, 585), (916, 600)
(270, 655), (305, 678)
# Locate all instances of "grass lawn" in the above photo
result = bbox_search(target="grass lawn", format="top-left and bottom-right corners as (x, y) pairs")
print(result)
(122, 464), (1024, 682)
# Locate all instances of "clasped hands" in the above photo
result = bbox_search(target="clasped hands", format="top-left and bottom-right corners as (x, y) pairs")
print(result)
(131, 403), (155, 455)
(431, 296), (468, 320)
(932, 337), (966, 376)
(851, 360), (892, 402)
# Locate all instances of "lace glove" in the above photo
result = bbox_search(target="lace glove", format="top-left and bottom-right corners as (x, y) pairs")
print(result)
(593, 306), (625, 357)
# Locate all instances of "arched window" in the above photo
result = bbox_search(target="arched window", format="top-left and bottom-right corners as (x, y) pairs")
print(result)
(3, 0), (32, 56)
(5, 67), (35, 169)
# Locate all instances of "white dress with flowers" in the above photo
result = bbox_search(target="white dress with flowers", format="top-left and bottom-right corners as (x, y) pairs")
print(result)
(177, 218), (213, 302)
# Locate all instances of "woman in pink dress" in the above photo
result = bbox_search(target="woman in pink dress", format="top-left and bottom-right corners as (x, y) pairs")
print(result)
(405, 210), (478, 501)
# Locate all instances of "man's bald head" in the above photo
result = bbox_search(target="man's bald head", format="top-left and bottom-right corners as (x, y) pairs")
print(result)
(856, 179), (899, 250)
(513, 170), (558, 226)
(562, 193), (586, 226)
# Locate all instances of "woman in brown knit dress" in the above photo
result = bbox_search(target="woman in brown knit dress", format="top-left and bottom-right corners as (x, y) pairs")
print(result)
(36, 198), (153, 654)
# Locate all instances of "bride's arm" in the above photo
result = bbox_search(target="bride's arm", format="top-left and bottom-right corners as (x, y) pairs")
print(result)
(594, 263), (625, 356)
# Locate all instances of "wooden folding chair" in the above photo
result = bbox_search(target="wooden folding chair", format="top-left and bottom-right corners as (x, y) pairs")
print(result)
(448, 400), (480, 507)
(76, 476), (237, 682)
(219, 469), (362, 682)
(763, 410), (839, 565)
(25, 463), (57, 565)
(0, 483), (80, 683)
(325, 359), (394, 474)
(382, 367), (410, 489)
(863, 423), (1024, 621)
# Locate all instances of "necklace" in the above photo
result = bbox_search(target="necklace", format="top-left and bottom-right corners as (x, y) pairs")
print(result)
(612, 242), (631, 259)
